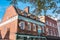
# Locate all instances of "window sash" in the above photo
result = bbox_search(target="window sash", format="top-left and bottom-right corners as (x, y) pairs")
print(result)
(19, 21), (25, 30)
(27, 23), (31, 31)
(33, 24), (36, 31)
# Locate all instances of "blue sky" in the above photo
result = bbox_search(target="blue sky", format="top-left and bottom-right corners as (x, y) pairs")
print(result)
(0, 0), (36, 21)
(0, 0), (60, 21)
(0, 0), (10, 20)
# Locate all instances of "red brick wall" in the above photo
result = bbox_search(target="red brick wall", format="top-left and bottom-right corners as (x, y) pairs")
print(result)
(44, 16), (58, 36)
(2, 5), (18, 22)
(17, 19), (38, 36)
(0, 5), (18, 40)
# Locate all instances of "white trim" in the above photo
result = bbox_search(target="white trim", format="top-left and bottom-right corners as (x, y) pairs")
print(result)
(0, 15), (18, 27)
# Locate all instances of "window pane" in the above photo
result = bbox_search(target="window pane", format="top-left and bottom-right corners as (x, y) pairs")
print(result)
(19, 21), (25, 30)
(33, 24), (36, 31)
(27, 23), (31, 31)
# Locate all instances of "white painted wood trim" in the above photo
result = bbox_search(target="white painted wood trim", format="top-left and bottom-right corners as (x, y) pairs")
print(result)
(0, 15), (18, 27)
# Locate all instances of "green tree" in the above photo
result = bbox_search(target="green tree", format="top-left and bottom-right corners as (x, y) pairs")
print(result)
(7, 0), (59, 16)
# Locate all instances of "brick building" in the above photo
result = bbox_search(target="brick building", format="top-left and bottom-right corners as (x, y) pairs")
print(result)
(40, 16), (60, 40)
(0, 5), (45, 40)
(57, 20), (60, 37)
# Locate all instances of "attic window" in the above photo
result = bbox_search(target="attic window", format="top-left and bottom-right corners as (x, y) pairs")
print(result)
(28, 14), (31, 16)
(21, 11), (23, 13)
(30, 15), (35, 19)
(24, 12), (27, 16)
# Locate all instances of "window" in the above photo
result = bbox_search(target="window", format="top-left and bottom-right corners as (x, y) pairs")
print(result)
(36, 18), (40, 21)
(27, 23), (31, 31)
(38, 26), (41, 30)
(19, 21), (25, 30)
(49, 29), (53, 36)
(53, 24), (54, 27)
(30, 16), (34, 19)
(38, 26), (42, 33)
(51, 30), (53, 36)
(54, 31), (56, 36)
(46, 21), (48, 25)
(49, 29), (51, 35)
(41, 26), (44, 33)
(50, 22), (52, 26)
(46, 28), (48, 32)
(33, 24), (36, 31)
(46, 28), (49, 35)
(24, 12), (27, 16)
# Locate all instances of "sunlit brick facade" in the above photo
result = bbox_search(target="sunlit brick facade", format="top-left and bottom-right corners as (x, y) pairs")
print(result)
(0, 5), (45, 40)
(40, 16), (59, 40)
(57, 20), (60, 37)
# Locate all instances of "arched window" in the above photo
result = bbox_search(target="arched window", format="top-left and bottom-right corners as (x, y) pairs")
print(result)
(19, 21), (25, 30)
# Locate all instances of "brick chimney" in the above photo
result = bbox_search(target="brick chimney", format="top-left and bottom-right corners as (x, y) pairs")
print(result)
(24, 6), (29, 13)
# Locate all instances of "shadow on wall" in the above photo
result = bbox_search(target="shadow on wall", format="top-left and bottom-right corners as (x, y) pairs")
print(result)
(0, 28), (10, 40)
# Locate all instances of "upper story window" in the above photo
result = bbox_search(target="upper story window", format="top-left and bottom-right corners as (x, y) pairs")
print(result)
(38, 26), (41, 30)
(33, 24), (36, 31)
(46, 21), (48, 25)
(30, 16), (34, 19)
(50, 22), (52, 26)
(24, 12), (28, 16)
(19, 21), (25, 30)
(36, 17), (40, 21)
(48, 29), (51, 35)
(46, 28), (48, 32)
(27, 22), (31, 31)
(53, 24), (54, 27)
(30, 15), (36, 19)
(38, 26), (42, 33)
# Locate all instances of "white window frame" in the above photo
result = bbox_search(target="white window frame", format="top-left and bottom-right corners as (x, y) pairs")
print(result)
(33, 24), (36, 31)
(27, 22), (31, 31)
(19, 21), (25, 30)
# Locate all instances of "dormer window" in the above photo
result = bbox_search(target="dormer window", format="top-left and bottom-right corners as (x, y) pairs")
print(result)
(24, 12), (27, 16)
(36, 17), (40, 21)
(27, 14), (31, 16)
(38, 26), (42, 33)
(30, 15), (34, 19)
(30, 15), (36, 19)
(46, 21), (48, 25)
(19, 21), (25, 30)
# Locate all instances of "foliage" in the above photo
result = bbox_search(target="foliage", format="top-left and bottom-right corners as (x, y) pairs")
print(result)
(7, 0), (60, 16)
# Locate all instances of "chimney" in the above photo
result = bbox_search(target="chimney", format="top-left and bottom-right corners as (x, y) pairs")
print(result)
(24, 6), (29, 13)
